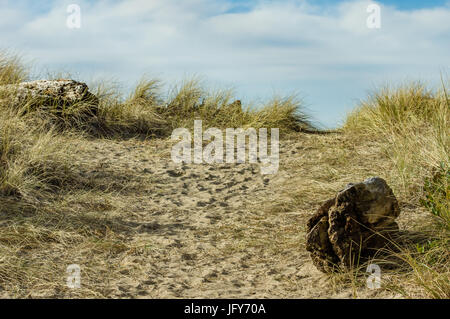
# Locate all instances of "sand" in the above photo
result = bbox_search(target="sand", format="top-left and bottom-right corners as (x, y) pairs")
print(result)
(53, 131), (428, 299)
(2, 131), (429, 298)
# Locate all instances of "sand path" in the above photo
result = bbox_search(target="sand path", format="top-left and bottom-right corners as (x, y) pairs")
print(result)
(55, 131), (422, 299)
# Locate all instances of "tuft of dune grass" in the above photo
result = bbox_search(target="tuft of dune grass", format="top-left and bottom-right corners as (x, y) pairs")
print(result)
(93, 77), (314, 138)
(2, 52), (315, 138)
(94, 78), (167, 137)
(0, 51), (28, 85)
(344, 81), (449, 207)
(154, 77), (314, 134)
(0, 108), (80, 202)
(344, 81), (449, 298)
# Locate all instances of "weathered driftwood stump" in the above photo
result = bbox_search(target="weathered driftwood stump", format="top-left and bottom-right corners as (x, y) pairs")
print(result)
(306, 177), (400, 272)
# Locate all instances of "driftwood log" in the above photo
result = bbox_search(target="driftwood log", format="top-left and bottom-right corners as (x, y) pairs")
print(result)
(306, 177), (400, 272)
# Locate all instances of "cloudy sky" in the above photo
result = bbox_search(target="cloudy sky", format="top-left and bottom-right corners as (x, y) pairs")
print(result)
(1, 0), (449, 127)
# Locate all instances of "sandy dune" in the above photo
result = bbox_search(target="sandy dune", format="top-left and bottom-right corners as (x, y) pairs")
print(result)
(1, 131), (430, 298)
(44, 131), (429, 299)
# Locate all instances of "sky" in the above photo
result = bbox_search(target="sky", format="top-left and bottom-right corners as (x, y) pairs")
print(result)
(1, 0), (449, 128)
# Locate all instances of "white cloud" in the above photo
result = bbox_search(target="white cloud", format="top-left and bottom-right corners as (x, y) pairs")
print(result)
(1, 0), (449, 127)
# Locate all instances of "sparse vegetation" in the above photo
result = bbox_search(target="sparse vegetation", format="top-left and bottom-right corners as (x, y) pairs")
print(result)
(344, 80), (449, 298)
(0, 52), (448, 298)
(94, 77), (313, 138)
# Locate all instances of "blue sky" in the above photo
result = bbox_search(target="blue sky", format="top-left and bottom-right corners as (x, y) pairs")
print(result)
(227, 0), (449, 11)
(345, 0), (448, 9)
(1, 0), (449, 128)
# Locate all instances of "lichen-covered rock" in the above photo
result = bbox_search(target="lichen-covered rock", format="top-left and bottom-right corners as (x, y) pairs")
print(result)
(0, 79), (98, 115)
(306, 177), (400, 272)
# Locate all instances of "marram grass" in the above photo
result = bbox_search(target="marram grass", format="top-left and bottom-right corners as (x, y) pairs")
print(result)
(0, 51), (448, 298)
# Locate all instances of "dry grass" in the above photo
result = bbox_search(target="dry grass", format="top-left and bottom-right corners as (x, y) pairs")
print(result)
(156, 77), (313, 133)
(0, 54), (155, 297)
(0, 50), (28, 84)
(84, 77), (312, 138)
(0, 52), (315, 298)
(0, 51), (448, 298)
(343, 80), (449, 298)
(344, 82), (448, 198)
